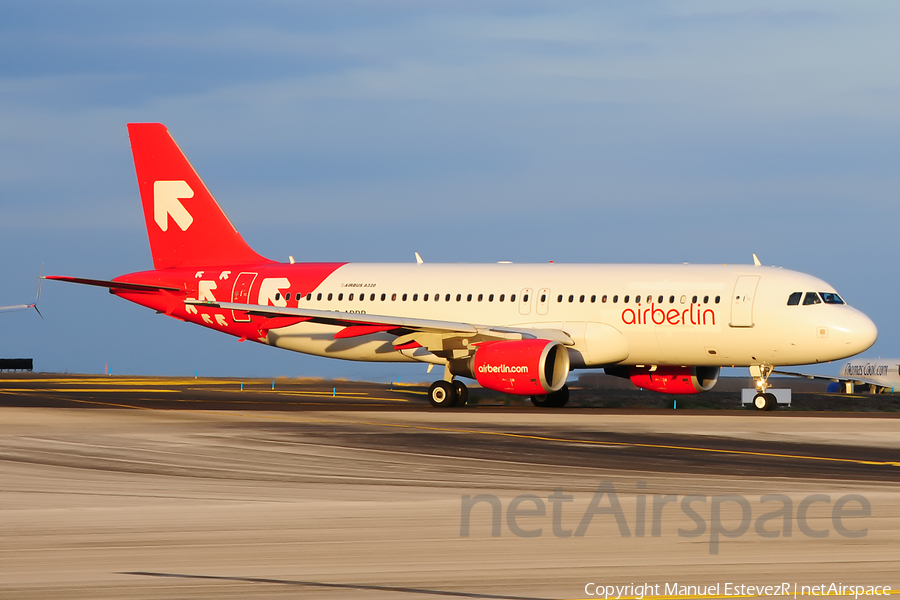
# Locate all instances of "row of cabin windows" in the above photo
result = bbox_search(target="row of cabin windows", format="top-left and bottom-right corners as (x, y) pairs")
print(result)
(275, 292), (521, 302)
(550, 293), (720, 305)
(273, 291), (722, 305)
(786, 291), (845, 306)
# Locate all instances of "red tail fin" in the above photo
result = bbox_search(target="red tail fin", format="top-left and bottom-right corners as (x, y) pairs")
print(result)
(128, 123), (270, 270)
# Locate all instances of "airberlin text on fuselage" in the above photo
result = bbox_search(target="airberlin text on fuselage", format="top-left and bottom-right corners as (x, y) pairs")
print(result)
(477, 364), (530, 374)
(621, 303), (716, 326)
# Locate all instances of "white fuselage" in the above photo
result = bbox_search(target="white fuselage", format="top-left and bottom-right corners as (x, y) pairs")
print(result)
(263, 262), (876, 369)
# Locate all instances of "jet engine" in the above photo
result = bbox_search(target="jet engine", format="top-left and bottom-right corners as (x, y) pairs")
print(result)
(606, 365), (720, 394)
(469, 339), (570, 395)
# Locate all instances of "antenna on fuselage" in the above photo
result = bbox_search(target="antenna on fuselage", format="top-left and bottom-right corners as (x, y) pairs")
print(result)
(752, 254), (761, 266)
(415, 252), (424, 264)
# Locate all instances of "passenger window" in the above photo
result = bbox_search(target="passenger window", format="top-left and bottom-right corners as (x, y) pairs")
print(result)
(523, 294), (529, 302)
(402, 293), (408, 301)
(424, 293), (429, 301)
(703, 295), (709, 304)
(446, 294), (451, 302)
(715, 296), (720, 304)
(613, 295), (618, 303)
(680, 295), (686, 304)
(456, 294), (462, 302)
(275, 293), (281, 301)
(489, 294), (494, 302)
(285, 292), (291, 301)
(307, 293), (312, 301)
(820, 292), (844, 305)
(391, 293), (396, 301)
(412, 294), (418, 301)
(467, 294), (473, 302)
(557, 295), (563, 303)
(787, 292), (801, 306)
(511, 294), (516, 302)
(602, 295), (607, 303)
(636, 295), (641, 304)
(327, 293), (333, 301)
(658, 295), (663, 304)
(478, 294), (483, 302)
(803, 292), (822, 305)
(669, 295), (675, 304)
(624, 295), (630, 303)
(317, 293), (322, 301)
(348, 293), (354, 301)
(692, 295), (697, 304)
(568, 295), (574, 303)
(381, 293), (386, 301)
(591, 295), (596, 303)
(580, 295), (585, 303)
(435, 294), (439, 301)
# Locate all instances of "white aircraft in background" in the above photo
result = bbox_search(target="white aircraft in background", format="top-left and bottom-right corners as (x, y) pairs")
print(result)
(777, 359), (900, 394)
(47, 123), (878, 411)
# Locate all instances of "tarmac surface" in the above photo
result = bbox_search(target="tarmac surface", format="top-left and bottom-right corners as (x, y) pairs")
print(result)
(1, 374), (898, 599)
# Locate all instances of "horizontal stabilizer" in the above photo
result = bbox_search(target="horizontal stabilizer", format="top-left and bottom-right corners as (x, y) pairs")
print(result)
(45, 276), (181, 293)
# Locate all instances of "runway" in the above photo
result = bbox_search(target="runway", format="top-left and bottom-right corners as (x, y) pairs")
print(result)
(1, 375), (898, 599)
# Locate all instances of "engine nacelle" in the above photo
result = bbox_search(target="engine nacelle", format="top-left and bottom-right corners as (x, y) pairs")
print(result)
(471, 339), (570, 395)
(609, 365), (720, 395)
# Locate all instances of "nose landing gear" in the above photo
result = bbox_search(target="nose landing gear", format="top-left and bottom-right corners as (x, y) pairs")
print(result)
(749, 364), (778, 411)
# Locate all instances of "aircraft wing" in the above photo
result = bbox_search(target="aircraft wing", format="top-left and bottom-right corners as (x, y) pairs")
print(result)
(185, 299), (575, 346)
(773, 369), (886, 392)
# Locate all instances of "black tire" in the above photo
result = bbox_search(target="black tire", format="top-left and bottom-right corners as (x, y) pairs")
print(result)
(531, 385), (569, 408)
(549, 385), (569, 407)
(530, 394), (552, 407)
(453, 381), (469, 407)
(752, 392), (776, 411)
(429, 381), (457, 408)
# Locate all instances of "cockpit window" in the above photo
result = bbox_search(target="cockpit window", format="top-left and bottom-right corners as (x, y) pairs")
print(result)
(802, 292), (822, 305)
(787, 292), (801, 306)
(820, 292), (844, 305)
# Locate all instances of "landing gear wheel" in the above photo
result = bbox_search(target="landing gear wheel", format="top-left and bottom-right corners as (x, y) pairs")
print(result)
(752, 392), (777, 411)
(531, 385), (570, 408)
(530, 394), (552, 407)
(453, 381), (469, 407)
(429, 381), (457, 408)
(548, 384), (569, 407)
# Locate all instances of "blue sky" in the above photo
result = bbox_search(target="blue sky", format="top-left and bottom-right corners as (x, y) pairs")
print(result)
(2, 1), (899, 381)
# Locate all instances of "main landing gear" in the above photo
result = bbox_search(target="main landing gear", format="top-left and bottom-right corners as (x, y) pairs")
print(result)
(530, 385), (570, 408)
(428, 380), (468, 408)
(749, 364), (778, 411)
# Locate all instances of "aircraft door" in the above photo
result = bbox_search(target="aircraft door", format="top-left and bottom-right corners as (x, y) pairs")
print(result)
(518, 288), (533, 316)
(536, 288), (551, 315)
(730, 275), (759, 327)
(231, 272), (257, 322)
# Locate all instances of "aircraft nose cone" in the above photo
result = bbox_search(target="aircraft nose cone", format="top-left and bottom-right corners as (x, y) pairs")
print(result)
(843, 309), (878, 355)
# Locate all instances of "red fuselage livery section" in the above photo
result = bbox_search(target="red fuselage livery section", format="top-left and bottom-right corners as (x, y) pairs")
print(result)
(47, 123), (879, 410)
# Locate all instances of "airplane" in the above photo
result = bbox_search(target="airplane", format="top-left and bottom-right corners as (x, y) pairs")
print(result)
(46, 123), (878, 411)
(776, 359), (900, 394)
